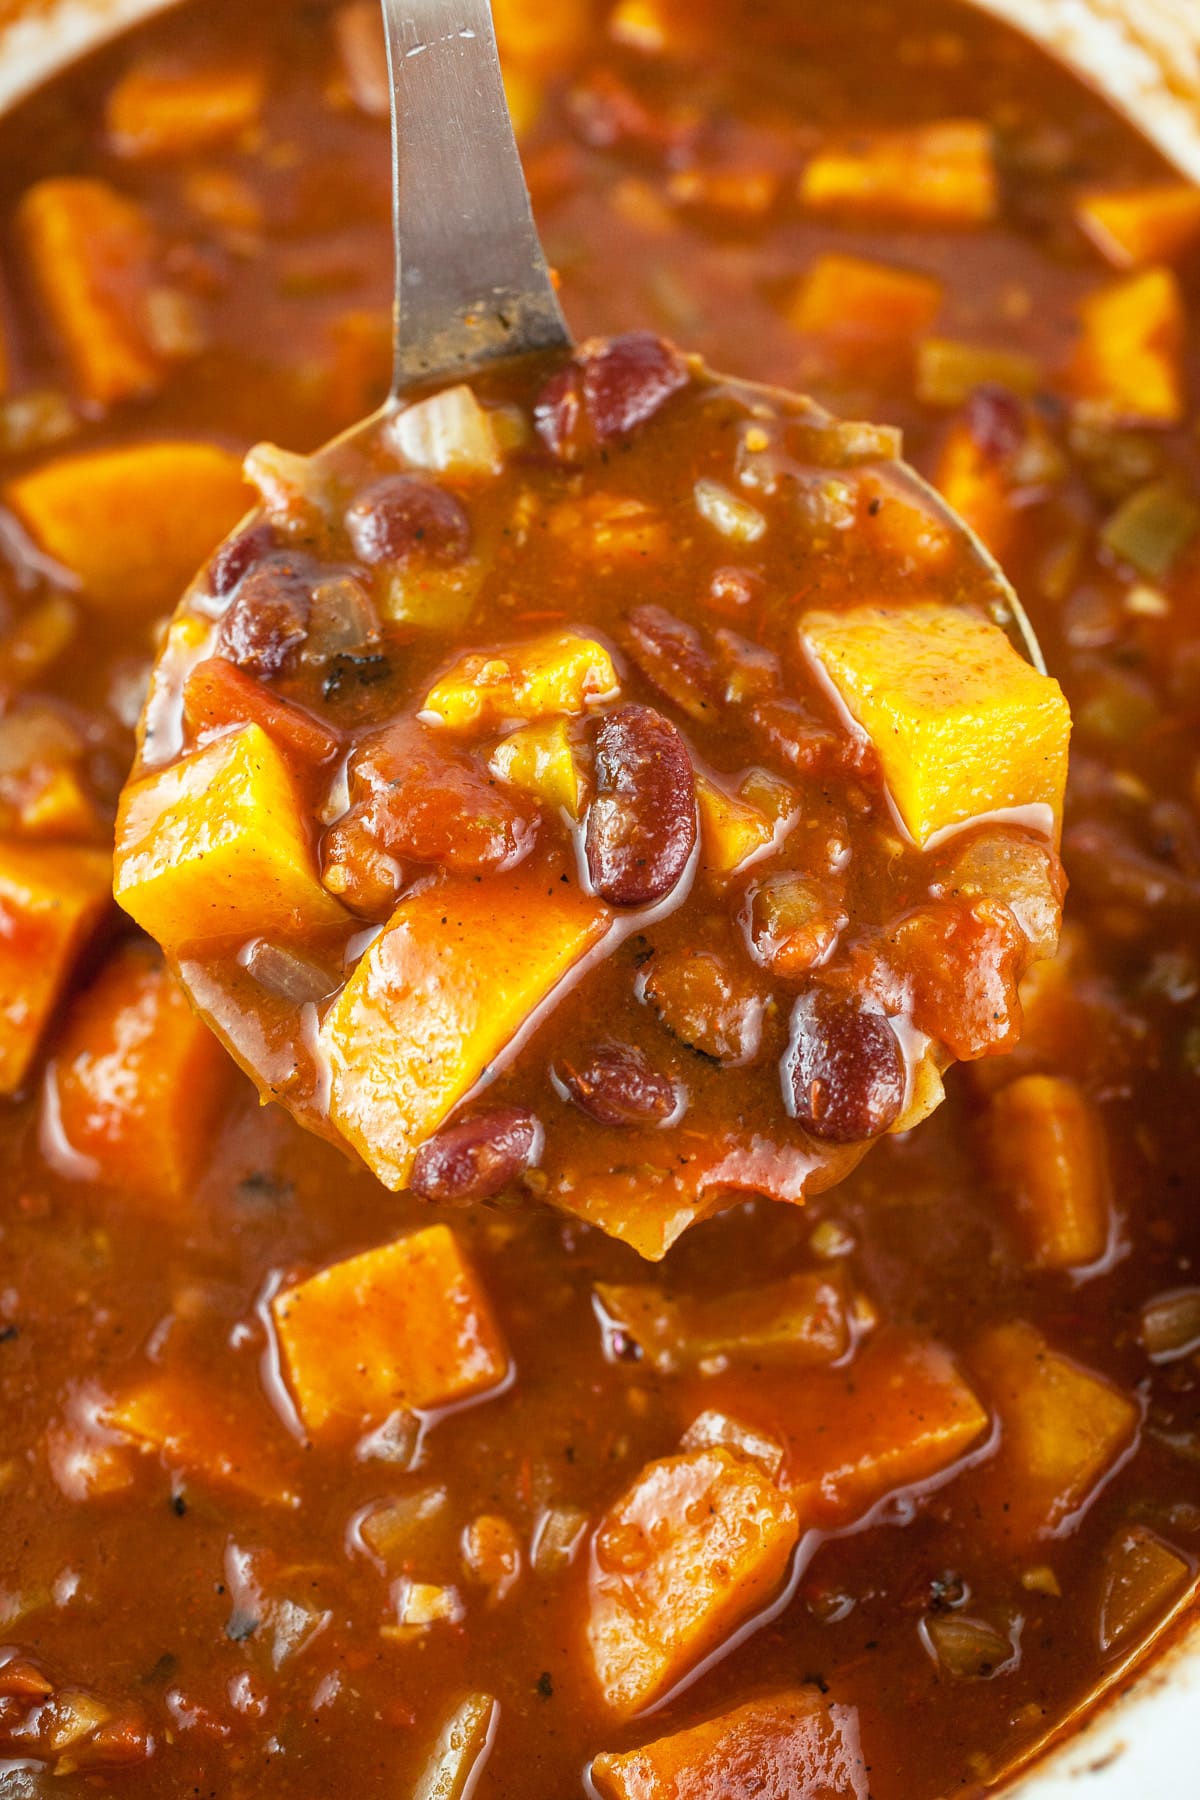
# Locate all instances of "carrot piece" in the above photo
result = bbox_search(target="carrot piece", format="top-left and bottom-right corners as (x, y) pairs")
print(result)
(46, 943), (230, 1204)
(788, 252), (942, 352)
(0, 842), (112, 1095)
(967, 1321), (1139, 1547)
(1066, 266), (1187, 426)
(592, 1689), (869, 1800)
(103, 1376), (297, 1505)
(987, 1074), (1112, 1270)
(321, 868), (609, 1188)
(114, 723), (347, 955)
(1077, 182), (1200, 271)
(6, 442), (249, 615)
(106, 56), (265, 159)
(271, 1224), (510, 1437)
(587, 1445), (798, 1717)
(15, 178), (164, 407)
(183, 658), (340, 767)
(800, 121), (997, 227)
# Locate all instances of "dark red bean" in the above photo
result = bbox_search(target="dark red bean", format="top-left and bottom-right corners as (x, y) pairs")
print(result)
(209, 520), (277, 598)
(345, 474), (471, 566)
(621, 605), (717, 722)
(214, 550), (315, 679)
(535, 332), (689, 460)
(782, 990), (904, 1143)
(963, 383), (1027, 462)
(410, 1106), (542, 1203)
(554, 1041), (682, 1127)
(585, 704), (697, 907)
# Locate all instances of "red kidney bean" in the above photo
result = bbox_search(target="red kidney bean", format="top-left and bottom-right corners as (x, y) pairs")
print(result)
(535, 332), (689, 460)
(584, 704), (697, 907)
(214, 550), (315, 678)
(782, 989), (904, 1142)
(554, 1041), (682, 1127)
(621, 605), (717, 722)
(963, 383), (1027, 462)
(410, 1106), (542, 1203)
(209, 520), (277, 599)
(345, 474), (471, 566)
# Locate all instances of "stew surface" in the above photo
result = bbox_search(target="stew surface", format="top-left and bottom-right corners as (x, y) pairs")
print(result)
(0, 0), (1198, 1795)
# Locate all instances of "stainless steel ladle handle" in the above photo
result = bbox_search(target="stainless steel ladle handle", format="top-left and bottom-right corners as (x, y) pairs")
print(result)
(381, 0), (572, 394)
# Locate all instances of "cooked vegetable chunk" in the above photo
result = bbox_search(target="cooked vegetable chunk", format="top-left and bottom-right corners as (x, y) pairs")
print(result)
(106, 56), (265, 158)
(46, 944), (229, 1202)
(322, 868), (608, 1188)
(16, 178), (164, 406)
(6, 442), (248, 614)
(1076, 183), (1200, 271)
(802, 602), (1071, 845)
(800, 121), (997, 226)
(1067, 267), (1187, 426)
(588, 1445), (798, 1716)
(592, 1688), (869, 1800)
(411, 1693), (499, 1800)
(969, 1322), (1139, 1546)
(0, 842), (112, 1095)
(789, 252), (942, 352)
(104, 1377), (296, 1505)
(595, 1269), (854, 1375)
(694, 773), (774, 876)
(114, 724), (346, 954)
(271, 1224), (509, 1436)
(987, 1075), (1112, 1270)
(421, 631), (618, 733)
(1096, 1526), (1191, 1653)
(489, 718), (586, 818)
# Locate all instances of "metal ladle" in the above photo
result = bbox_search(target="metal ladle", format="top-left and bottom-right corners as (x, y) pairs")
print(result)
(378, 0), (1046, 669)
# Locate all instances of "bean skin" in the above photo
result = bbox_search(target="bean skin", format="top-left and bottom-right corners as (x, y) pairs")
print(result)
(554, 1041), (682, 1127)
(534, 331), (689, 460)
(410, 1106), (542, 1203)
(215, 550), (315, 679)
(209, 520), (277, 599)
(345, 474), (470, 566)
(585, 704), (697, 907)
(782, 989), (904, 1142)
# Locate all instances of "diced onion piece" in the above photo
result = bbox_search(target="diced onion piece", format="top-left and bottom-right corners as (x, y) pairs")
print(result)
(1140, 1288), (1200, 1364)
(694, 478), (766, 543)
(680, 1409), (785, 1481)
(412, 1693), (498, 1800)
(531, 1504), (589, 1576)
(914, 336), (1041, 408)
(244, 441), (332, 525)
(0, 390), (78, 455)
(305, 574), (379, 661)
(390, 385), (509, 477)
(240, 938), (338, 1005)
(1100, 479), (1200, 582)
(922, 1613), (1017, 1680)
(359, 1488), (449, 1566)
(1098, 1527), (1191, 1652)
(386, 1578), (464, 1637)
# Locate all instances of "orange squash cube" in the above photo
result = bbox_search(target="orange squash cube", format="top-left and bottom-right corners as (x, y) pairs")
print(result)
(802, 602), (1071, 846)
(0, 841), (112, 1095)
(1066, 267), (1187, 426)
(271, 1224), (510, 1437)
(7, 442), (248, 615)
(1077, 183), (1200, 271)
(104, 1376), (297, 1505)
(694, 773), (774, 876)
(788, 252), (942, 352)
(114, 724), (346, 955)
(106, 56), (265, 159)
(421, 631), (619, 733)
(46, 944), (230, 1203)
(933, 419), (1018, 562)
(16, 178), (163, 407)
(800, 121), (997, 226)
(987, 1075), (1112, 1270)
(588, 1445), (798, 1717)
(592, 1689), (868, 1800)
(322, 867), (609, 1188)
(968, 1322), (1139, 1547)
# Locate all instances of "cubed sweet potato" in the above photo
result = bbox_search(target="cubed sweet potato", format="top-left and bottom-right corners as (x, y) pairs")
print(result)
(103, 1376), (297, 1505)
(588, 1445), (799, 1717)
(488, 718), (586, 818)
(46, 943), (229, 1203)
(322, 868), (609, 1188)
(788, 252), (942, 352)
(592, 1689), (869, 1800)
(695, 773), (774, 876)
(968, 1321), (1139, 1547)
(271, 1224), (509, 1436)
(1077, 183), (1200, 271)
(595, 1268), (854, 1375)
(6, 442), (249, 615)
(800, 121), (997, 226)
(16, 178), (163, 406)
(987, 1075), (1112, 1271)
(1066, 267), (1186, 426)
(1096, 1526), (1191, 1654)
(422, 631), (619, 733)
(0, 841), (112, 1095)
(802, 602), (1071, 846)
(106, 56), (265, 159)
(114, 724), (347, 954)
(491, 0), (589, 74)
(933, 420), (1021, 561)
